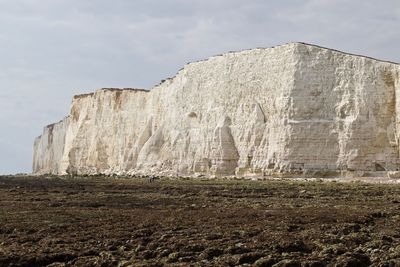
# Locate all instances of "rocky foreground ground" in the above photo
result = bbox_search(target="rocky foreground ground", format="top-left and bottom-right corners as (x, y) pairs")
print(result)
(0, 176), (399, 266)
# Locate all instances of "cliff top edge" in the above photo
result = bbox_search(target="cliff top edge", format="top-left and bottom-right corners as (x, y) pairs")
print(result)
(294, 42), (399, 66)
(186, 42), (400, 66)
(73, 88), (148, 99)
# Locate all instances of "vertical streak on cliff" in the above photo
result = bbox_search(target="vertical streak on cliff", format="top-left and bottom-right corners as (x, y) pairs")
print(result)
(287, 43), (339, 172)
(393, 68), (400, 164)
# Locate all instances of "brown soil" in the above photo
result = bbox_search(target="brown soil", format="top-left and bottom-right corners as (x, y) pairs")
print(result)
(0, 176), (399, 266)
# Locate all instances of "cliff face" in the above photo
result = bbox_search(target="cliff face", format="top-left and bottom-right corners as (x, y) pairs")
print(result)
(33, 117), (69, 174)
(33, 43), (400, 177)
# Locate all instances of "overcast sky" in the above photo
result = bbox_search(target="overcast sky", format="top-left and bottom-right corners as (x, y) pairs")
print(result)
(0, 0), (399, 174)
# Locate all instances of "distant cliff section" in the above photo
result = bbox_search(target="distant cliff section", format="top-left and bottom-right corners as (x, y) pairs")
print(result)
(33, 43), (400, 177)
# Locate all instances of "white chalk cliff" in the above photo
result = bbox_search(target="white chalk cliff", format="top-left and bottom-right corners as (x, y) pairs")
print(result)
(33, 43), (400, 177)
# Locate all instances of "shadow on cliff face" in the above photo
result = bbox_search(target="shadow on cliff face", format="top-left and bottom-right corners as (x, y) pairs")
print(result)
(0, 176), (399, 266)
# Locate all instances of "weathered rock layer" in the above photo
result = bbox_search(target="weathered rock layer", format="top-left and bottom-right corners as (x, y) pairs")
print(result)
(33, 43), (400, 177)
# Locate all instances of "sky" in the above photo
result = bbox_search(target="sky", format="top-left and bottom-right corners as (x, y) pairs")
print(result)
(0, 0), (399, 174)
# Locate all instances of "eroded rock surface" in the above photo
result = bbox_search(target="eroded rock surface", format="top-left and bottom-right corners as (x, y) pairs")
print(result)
(33, 43), (400, 177)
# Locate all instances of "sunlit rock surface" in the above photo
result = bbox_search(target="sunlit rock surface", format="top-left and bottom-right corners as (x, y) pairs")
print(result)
(33, 43), (400, 177)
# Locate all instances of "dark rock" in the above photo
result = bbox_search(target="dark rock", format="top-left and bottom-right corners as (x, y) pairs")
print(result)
(225, 245), (251, 254)
(140, 250), (155, 260)
(166, 252), (179, 263)
(200, 248), (223, 260)
(273, 259), (302, 267)
(301, 260), (325, 267)
(275, 240), (310, 253)
(254, 255), (278, 267)
(334, 252), (371, 267)
(237, 252), (263, 264)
